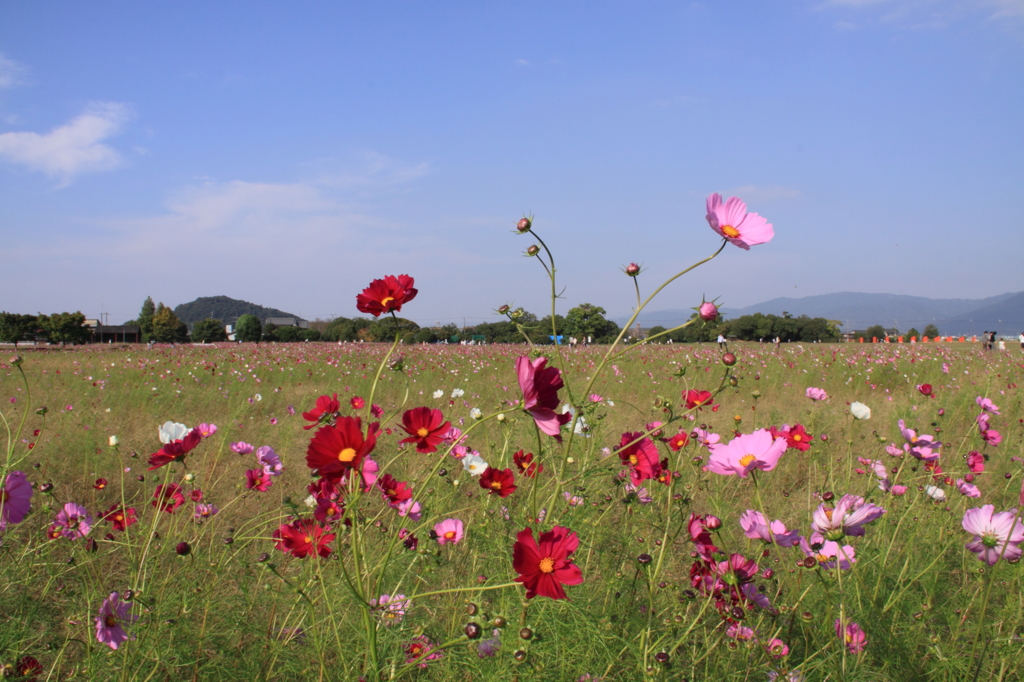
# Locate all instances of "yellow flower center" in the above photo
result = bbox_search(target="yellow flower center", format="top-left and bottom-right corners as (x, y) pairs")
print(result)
(416, 427), (429, 437)
(490, 481), (503, 490)
(380, 296), (394, 307)
(739, 454), (757, 467)
(721, 225), (740, 239)
(793, 434), (802, 441)
(539, 557), (555, 573)
(304, 535), (313, 544)
(338, 447), (357, 462)
(629, 454), (638, 465)
(445, 531), (456, 540)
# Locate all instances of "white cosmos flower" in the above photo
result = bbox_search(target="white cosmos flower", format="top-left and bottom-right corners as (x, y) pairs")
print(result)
(433, 390), (444, 399)
(469, 407), (483, 420)
(925, 486), (946, 501)
(159, 421), (189, 444)
(451, 388), (465, 398)
(463, 454), (488, 476)
(255, 393), (262, 402)
(109, 435), (119, 447)
(303, 495), (317, 508)
(850, 402), (871, 420)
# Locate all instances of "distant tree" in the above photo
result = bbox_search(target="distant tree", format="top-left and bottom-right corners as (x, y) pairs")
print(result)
(275, 326), (308, 342)
(923, 324), (940, 338)
(235, 315), (262, 343)
(645, 325), (667, 342)
(191, 318), (227, 343)
(151, 303), (188, 343)
(906, 327), (920, 340)
(322, 317), (372, 342)
(262, 322), (278, 342)
(0, 313), (38, 348)
(564, 303), (620, 343)
(362, 318), (419, 342)
(864, 325), (887, 340)
(37, 312), (89, 348)
(413, 329), (438, 344)
(137, 297), (156, 340)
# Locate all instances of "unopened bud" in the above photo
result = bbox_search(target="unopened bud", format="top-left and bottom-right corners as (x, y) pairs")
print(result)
(176, 542), (192, 556)
(705, 515), (722, 530)
(625, 263), (641, 277)
(108, 435), (119, 447)
(516, 218), (532, 232)
(526, 245), (540, 256)
(497, 305), (510, 315)
(722, 353), (736, 366)
(697, 301), (718, 321)
(9, 355), (23, 367)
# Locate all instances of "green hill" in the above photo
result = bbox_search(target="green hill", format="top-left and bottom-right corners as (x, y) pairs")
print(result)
(173, 296), (300, 325)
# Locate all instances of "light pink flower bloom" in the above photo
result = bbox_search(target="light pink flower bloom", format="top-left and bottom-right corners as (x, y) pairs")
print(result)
(811, 494), (885, 540)
(256, 446), (284, 476)
(95, 592), (137, 649)
(0, 471), (33, 530)
(395, 498), (422, 521)
(798, 533), (856, 570)
(890, 484), (907, 496)
(726, 623), (756, 640)
(230, 441), (254, 455)
(588, 394), (603, 403)
(54, 502), (92, 540)
(708, 429), (787, 478)
(898, 420), (941, 461)
(835, 619), (867, 654)
(373, 593), (409, 626)
(956, 479), (981, 498)
(434, 518), (464, 545)
(963, 504), (1024, 565)
(197, 423), (217, 438)
(764, 637), (789, 658)
(691, 428), (721, 448)
(194, 502), (219, 521)
(739, 510), (800, 547)
(705, 193), (774, 250)
(981, 428), (1002, 447)
(805, 387), (828, 401)
(976, 396), (1000, 415)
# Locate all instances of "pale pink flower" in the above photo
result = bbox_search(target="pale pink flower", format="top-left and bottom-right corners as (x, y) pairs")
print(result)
(691, 428), (721, 448)
(811, 494), (885, 540)
(373, 593), (409, 626)
(95, 592), (137, 649)
(197, 423), (217, 438)
(726, 623), (756, 640)
(230, 441), (254, 455)
(956, 479), (981, 498)
(739, 510), (799, 547)
(798, 533), (856, 570)
(395, 498), (422, 521)
(708, 429), (787, 478)
(976, 396), (1000, 415)
(705, 193), (774, 250)
(434, 518), (464, 545)
(963, 504), (1024, 565)
(805, 387), (828, 401)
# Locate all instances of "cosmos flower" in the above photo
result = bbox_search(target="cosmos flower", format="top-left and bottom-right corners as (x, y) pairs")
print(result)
(148, 428), (202, 470)
(434, 518), (464, 545)
(102, 504), (138, 531)
(708, 429), (787, 478)
(373, 593), (409, 626)
(404, 635), (443, 668)
(479, 467), (517, 497)
(305, 417), (380, 478)
(617, 432), (662, 485)
(54, 502), (92, 540)
(273, 519), (336, 558)
(0, 470), (32, 530)
(230, 441), (255, 455)
(512, 526), (584, 600)
(256, 446), (284, 476)
(835, 619), (867, 654)
(194, 503), (219, 521)
(805, 387), (828, 401)
(356, 275), (418, 317)
(739, 510), (800, 547)
(399, 407), (450, 453)
(705, 193), (774, 250)
(962, 504), (1024, 565)
(158, 421), (189, 444)
(152, 484), (185, 514)
(245, 468), (273, 492)
(976, 396), (1000, 415)
(684, 389), (717, 411)
(515, 355), (571, 437)
(798, 533), (856, 570)
(302, 394), (339, 429)
(810, 494), (886, 540)
(850, 402), (871, 420)
(513, 449), (543, 477)
(95, 592), (136, 650)
(462, 454), (489, 476)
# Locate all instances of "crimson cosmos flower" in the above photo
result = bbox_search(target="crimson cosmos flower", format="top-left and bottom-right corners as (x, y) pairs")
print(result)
(147, 428), (202, 470)
(102, 504), (138, 532)
(306, 417), (380, 478)
(302, 394), (339, 430)
(378, 474), (413, 505)
(515, 355), (571, 437)
(151, 484), (185, 514)
(783, 424), (813, 452)
(684, 390), (717, 411)
(399, 407), (450, 453)
(479, 467), (517, 497)
(356, 275), (418, 317)
(512, 449), (543, 477)
(617, 432), (661, 485)
(512, 526), (583, 600)
(273, 518), (336, 559)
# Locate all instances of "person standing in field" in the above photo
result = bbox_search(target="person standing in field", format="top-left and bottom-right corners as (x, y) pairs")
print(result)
(1019, 331), (1024, 350)
(717, 333), (727, 350)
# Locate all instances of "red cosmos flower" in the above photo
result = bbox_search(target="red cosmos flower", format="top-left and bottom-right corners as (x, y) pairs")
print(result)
(93, 478), (108, 490)
(151, 484), (185, 514)
(684, 390), (717, 411)
(303, 394), (339, 430)
(513, 449), (543, 477)
(245, 468), (273, 492)
(273, 518), (336, 559)
(512, 526), (584, 600)
(655, 458), (672, 485)
(356, 275), (418, 317)
(102, 505), (138, 532)
(918, 383), (934, 398)
(378, 474), (414, 505)
(516, 355), (571, 437)
(783, 424), (813, 452)
(16, 656), (43, 682)
(314, 497), (347, 524)
(306, 417), (380, 478)
(617, 432), (661, 485)
(688, 513), (720, 559)
(147, 428), (202, 470)
(399, 407), (450, 453)
(479, 467), (517, 498)
(667, 431), (690, 451)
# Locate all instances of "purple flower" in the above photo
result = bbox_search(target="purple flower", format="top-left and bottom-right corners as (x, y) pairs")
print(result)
(0, 471), (33, 530)
(811, 494), (885, 540)
(256, 445), (284, 476)
(95, 592), (137, 649)
(54, 502), (92, 540)
(976, 396), (1000, 415)
(956, 479), (981, 498)
(194, 502), (220, 521)
(963, 505), (1024, 565)
(478, 629), (502, 657)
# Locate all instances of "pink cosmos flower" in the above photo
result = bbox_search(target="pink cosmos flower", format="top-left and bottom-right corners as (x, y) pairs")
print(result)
(890, 484), (907, 496)
(515, 356), (571, 437)
(810, 494), (885, 540)
(95, 592), (137, 650)
(898, 419), (942, 461)
(194, 502), (219, 521)
(981, 428), (1002, 447)
(588, 393), (604, 403)
(197, 423), (217, 438)
(835, 619), (867, 654)
(230, 441), (254, 455)
(0, 471), (33, 530)
(256, 445), (284, 476)
(739, 510), (800, 547)
(54, 502), (92, 540)
(351, 396), (365, 410)
(956, 479), (981, 498)
(764, 638), (789, 658)
(395, 498), (422, 521)
(434, 518), (464, 545)
(691, 428), (721, 448)
(371, 404), (384, 418)
(798, 533), (856, 570)
(705, 193), (774, 250)
(967, 451), (985, 473)
(805, 387), (828, 401)
(707, 429), (787, 478)
(726, 623), (756, 640)
(976, 396), (1000, 415)
(962, 504), (1024, 565)
(245, 469), (273, 492)
(373, 593), (409, 626)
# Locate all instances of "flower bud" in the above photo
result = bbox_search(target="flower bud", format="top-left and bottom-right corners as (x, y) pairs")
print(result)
(497, 305), (510, 315)
(40, 482), (54, 494)
(722, 353), (736, 366)
(184, 473), (195, 482)
(519, 627), (533, 640)
(705, 515), (722, 530)
(9, 355), (23, 367)
(625, 263), (641, 277)
(464, 622), (482, 639)
(637, 553), (653, 565)
(176, 542), (192, 556)
(35, 406), (48, 416)
(698, 301), (718, 321)
(516, 218), (532, 232)
(526, 245), (540, 256)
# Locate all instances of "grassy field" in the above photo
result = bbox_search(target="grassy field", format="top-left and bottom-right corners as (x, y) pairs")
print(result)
(1, 339), (1022, 681)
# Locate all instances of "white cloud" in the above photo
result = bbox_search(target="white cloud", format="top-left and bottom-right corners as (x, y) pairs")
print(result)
(819, 0), (1024, 28)
(0, 52), (27, 88)
(721, 185), (801, 203)
(0, 102), (133, 183)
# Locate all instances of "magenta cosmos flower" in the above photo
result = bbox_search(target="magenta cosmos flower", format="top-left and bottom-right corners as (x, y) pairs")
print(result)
(708, 429), (787, 478)
(976, 396), (1000, 415)
(54, 502), (92, 540)
(962, 504), (1024, 565)
(835, 619), (867, 654)
(434, 518), (464, 545)
(515, 355), (571, 437)
(798, 533), (856, 570)
(95, 592), (137, 649)
(705, 193), (774, 250)
(810, 494), (885, 540)
(805, 387), (828, 401)
(740, 510), (800, 547)
(0, 471), (33, 530)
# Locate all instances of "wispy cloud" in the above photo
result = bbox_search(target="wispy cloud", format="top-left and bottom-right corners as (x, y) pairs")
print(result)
(721, 185), (801, 203)
(0, 52), (27, 89)
(0, 102), (134, 184)
(819, 0), (1024, 29)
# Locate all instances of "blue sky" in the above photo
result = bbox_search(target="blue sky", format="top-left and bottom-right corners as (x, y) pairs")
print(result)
(1, 1), (1022, 326)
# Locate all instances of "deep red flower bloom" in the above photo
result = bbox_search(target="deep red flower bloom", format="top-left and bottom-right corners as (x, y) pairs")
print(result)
(918, 383), (934, 398)
(151, 484), (185, 513)
(688, 513), (720, 559)
(102, 504), (138, 532)
(378, 474), (414, 505)
(399, 407), (450, 453)
(313, 497), (347, 524)
(190, 489), (204, 502)
(147, 428), (202, 470)
(306, 417), (380, 477)
(93, 478), (108, 490)
(513, 449), (543, 477)
(617, 432), (661, 485)
(513, 526), (584, 600)
(273, 518), (336, 559)
(516, 355), (571, 437)
(356, 275), (418, 317)
(479, 467), (517, 497)
(783, 424), (813, 452)
(303, 394), (340, 430)
(667, 431), (689, 451)
(684, 390), (717, 411)
(16, 656), (43, 682)
(245, 468), (273, 492)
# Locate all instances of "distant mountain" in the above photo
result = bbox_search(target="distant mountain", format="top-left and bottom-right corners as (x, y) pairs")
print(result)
(173, 296), (300, 326)
(618, 291), (1023, 335)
